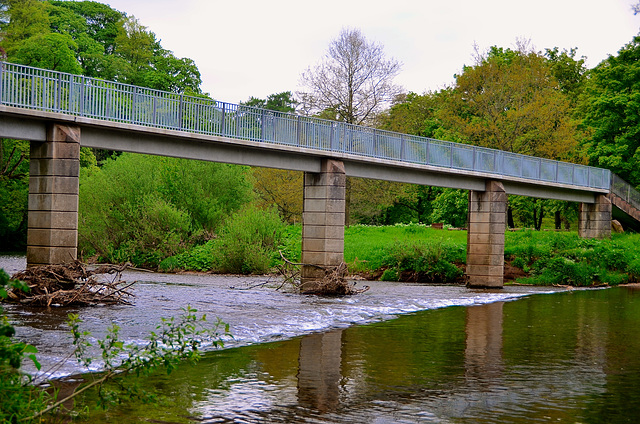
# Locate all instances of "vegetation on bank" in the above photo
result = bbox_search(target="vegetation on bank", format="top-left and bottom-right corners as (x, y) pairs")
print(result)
(157, 222), (640, 287)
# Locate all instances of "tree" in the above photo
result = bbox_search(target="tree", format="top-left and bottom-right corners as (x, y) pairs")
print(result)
(440, 43), (579, 160)
(12, 32), (82, 74)
(578, 35), (640, 187)
(0, 0), (50, 57)
(299, 28), (403, 125)
(243, 91), (297, 113)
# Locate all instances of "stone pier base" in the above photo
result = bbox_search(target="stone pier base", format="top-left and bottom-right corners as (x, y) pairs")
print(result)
(301, 159), (346, 292)
(578, 194), (611, 239)
(466, 180), (507, 288)
(27, 124), (80, 267)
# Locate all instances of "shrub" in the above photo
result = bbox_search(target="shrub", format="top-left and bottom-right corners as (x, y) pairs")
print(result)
(381, 240), (463, 283)
(162, 205), (286, 274)
(215, 206), (285, 274)
(79, 153), (254, 267)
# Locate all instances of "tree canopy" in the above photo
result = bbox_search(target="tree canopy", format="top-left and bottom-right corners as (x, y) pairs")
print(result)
(578, 35), (640, 187)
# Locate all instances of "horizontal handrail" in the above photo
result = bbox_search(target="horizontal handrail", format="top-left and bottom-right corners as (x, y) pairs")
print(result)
(0, 61), (613, 191)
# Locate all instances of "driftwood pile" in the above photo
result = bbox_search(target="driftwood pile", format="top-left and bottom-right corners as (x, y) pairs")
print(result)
(6, 261), (134, 307)
(276, 252), (369, 296)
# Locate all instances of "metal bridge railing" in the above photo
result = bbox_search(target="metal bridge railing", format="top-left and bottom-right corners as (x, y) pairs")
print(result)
(0, 61), (612, 191)
(611, 174), (640, 210)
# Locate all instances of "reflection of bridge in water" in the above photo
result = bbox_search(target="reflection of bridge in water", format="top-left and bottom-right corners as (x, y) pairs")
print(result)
(1, 61), (639, 287)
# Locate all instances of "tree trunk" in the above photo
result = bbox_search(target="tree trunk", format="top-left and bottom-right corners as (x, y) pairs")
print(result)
(554, 210), (561, 230)
(507, 206), (515, 228)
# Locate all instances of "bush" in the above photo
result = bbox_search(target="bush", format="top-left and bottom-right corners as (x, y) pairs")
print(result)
(79, 153), (254, 267)
(1, 269), (47, 423)
(161, 205), (285, 274)
(381, 240), (463, 283)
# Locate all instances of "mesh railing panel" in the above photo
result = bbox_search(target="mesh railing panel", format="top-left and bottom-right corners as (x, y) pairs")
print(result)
(0, 61), (614, 191)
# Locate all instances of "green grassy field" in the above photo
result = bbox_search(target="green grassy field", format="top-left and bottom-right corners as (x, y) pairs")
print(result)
(279, 224), (640, 286)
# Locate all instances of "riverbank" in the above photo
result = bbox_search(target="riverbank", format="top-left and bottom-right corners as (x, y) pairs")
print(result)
(281, 224), (640, 287)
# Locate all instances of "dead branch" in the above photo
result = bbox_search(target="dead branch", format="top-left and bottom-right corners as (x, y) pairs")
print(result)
(6, 260), (135, 307)
(276, 251), (369, 296)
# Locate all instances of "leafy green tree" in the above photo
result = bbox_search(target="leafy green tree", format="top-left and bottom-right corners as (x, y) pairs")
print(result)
(441, 44), (579, 160)
(544, 47), (588, 102)
(0, 139), (29, 251)
(242, 91), (297, 112)
(1, 269), (46, 422)
(429, 189), (468, 228)
(0, 0), (50, 57)
(578, 35), (640, 187)
(79, 154), (254, 267)
(49, 0), (124, 55)
(12, 32), (82, 73)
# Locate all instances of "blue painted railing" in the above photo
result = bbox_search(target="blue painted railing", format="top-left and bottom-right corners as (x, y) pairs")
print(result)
(0, 61), (616, 193)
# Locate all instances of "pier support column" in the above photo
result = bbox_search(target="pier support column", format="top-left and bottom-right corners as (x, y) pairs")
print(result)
(578, 194), (611, 239)
(27, 124), (80, 267)
(301, 159), (346, 292)
(466, 180), (506, 288)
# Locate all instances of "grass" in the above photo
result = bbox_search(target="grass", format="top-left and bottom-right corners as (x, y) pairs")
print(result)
(278, 224), (640, 286)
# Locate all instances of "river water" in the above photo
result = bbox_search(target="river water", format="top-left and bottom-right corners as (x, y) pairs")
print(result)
(3, 255), (640, 423)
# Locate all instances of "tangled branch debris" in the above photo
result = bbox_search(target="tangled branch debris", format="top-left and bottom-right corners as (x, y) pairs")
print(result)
(276, 251), (369, 296)
(6, 261), (135, 307)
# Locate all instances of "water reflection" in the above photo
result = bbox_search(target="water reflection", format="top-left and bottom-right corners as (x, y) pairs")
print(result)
(465, 302), (504, 384)
(297, 330), (343, 413)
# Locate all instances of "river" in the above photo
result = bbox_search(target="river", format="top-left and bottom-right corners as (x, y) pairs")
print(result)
(3, 255), (640, 423)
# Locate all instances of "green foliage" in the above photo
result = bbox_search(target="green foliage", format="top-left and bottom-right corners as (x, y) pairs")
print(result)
(579, 35), (640, 187)
(160, 205), (286, 274)
(381, 239), (464, 283)
(242, 91), (298, 113)
(507, 231), (640, 286)
(12, 32), (83, 74)
(79, 153), (254, 267)
(0, 139), (30, 251)
(429, 188), (468, 227)
(0, 269), (48, 423)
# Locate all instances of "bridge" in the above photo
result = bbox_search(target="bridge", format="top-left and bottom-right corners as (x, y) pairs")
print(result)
(1, 61), (639, 288)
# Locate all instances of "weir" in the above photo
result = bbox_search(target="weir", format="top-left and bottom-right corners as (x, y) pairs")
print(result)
(0, 61), (635, 288)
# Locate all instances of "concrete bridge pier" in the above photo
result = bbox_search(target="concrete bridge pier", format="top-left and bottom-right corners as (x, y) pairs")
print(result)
(301, 159), (346, 292)
(466, 180), (507, 288)
(578, 194), (611, 239)
(26, 124), (80, 267)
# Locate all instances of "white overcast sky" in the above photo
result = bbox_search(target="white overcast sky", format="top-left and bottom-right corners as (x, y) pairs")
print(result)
(104, 0), (640, 103)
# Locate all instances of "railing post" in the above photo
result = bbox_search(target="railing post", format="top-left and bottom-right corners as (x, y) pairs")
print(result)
(472, 146), (477, 170)
(220, 103), (226, 135)
(297, 115), (302, 147)
(400, 134), (405, 161)
(425, 139), (430, 164)
(330, 122), (336, 151)
(373, 129), (379, 157)
(449, 143), (453, 168)
(79, 76), (85, 116)
(153, 96), (157, 126)
(0, 62), (4, 104)
(261, 108), (266, 142)
(56, 74), (62, 112)
(131, 87), (137, 124)
(179, 94), (184, 130)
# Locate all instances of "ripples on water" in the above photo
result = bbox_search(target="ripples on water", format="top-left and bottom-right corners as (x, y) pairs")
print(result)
(4, 255), (640, 423)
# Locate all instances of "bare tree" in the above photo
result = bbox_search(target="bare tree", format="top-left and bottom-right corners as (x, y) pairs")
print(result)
(634, 1), (640, 14)
(299, 28), (403, 125)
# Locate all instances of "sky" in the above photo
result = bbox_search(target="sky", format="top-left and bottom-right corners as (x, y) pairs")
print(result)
(104, 0), (640, 104)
